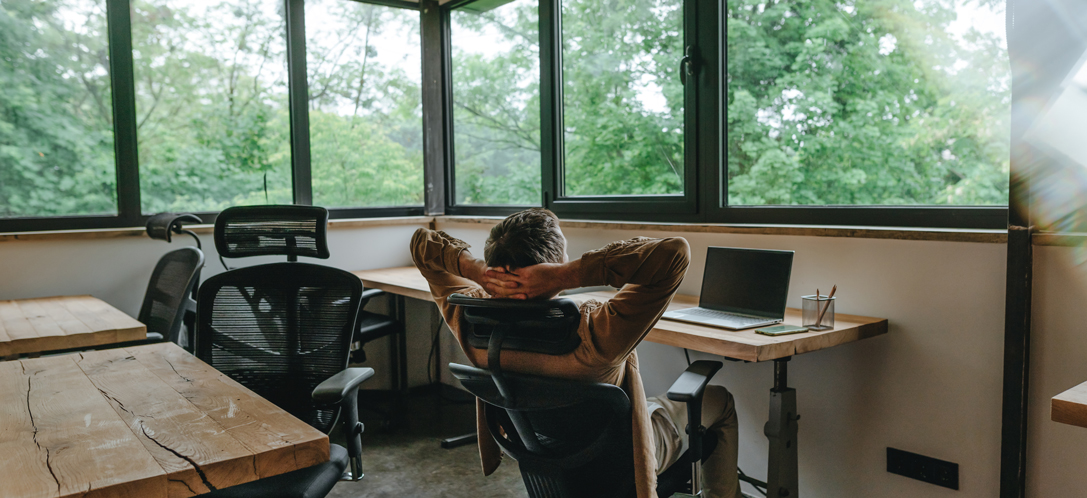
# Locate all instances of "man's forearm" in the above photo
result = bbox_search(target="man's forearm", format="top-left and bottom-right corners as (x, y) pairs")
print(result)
(457, 249), (487, 284)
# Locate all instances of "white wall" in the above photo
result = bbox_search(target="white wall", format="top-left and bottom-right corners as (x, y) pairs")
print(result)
(435, 221), (1008, 498)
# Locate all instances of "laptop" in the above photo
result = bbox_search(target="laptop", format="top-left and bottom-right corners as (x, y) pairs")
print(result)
(662, 247), (794, 330)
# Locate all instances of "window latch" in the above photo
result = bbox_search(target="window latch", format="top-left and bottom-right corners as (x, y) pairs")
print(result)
(680, 45), (698, 85)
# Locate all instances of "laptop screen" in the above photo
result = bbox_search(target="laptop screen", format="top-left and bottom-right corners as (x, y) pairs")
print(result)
(698, 247), (794, 318)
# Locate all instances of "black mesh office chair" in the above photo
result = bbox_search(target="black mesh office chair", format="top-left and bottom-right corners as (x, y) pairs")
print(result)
(138, 213), (205, 348)
(194, 205), (374, 498)
(447, 293), (722, 498)
(137, 247), (204, 345)
(210, 205), (403, 400)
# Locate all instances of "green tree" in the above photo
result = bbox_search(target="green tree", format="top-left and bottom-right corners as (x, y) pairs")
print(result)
(305, 0), (424, 207)
(0, 0), (117, 217)
(131, 0), (292, 213)
(726, 0), (1010, 205)
(451, 0), (542, 205)
(560, 0), (685, 196)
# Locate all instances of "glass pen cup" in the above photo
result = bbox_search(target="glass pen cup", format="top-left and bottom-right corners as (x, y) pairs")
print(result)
(801, 295), (835, 331)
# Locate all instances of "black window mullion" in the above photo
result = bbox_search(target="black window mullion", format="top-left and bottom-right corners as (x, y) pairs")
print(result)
(540, 0), (560, 208)
(698, 0), (721, 219)
(422, 0), (447, 215)
(285, 0), (313, 206)
(106, 0), (140, 224)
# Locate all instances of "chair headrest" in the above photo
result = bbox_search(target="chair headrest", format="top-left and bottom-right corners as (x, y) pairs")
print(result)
(214, 205), (330, 260)
(449, 293), (582, 355)
(146, 212), (202, 243)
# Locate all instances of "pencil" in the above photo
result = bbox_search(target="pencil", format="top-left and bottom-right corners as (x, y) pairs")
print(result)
(815, 285), (837, 328)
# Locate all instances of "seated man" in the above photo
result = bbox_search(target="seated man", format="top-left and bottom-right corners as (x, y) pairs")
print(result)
(410, 208), (739, 498)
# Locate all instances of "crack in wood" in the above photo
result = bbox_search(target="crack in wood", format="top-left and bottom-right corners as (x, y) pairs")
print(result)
(139, 425), (217, 493)
(26, 375), (61, 493)
(95, 388), (135, 417)
(169, 477), (197, 495)
(163, 357), (192, 383)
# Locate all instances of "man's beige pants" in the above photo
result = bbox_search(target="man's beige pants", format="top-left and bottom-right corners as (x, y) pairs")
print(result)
(647, 385), (740, 498)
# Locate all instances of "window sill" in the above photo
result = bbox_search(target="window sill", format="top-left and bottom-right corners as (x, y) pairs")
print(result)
(0, 216), (434, 243)
(0, 214), (1021, 245)
(1032, 232), (1087, 247)
(435, 216), (1009, 244)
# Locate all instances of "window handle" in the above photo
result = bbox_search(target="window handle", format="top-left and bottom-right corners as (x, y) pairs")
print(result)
(680, 45), (697, 85)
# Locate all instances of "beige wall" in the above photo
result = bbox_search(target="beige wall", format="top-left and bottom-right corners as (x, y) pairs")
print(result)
(434, 220), (1008, 497)
(1029, 246), (1087, 497)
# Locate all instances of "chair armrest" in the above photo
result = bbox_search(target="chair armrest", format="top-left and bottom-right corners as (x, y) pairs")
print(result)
(312, 367), (374, 464)
(666, 360), (723, 403)
(666, 360), (722, 465)
(312, 367), (375, 405)
(360, 288), (385, 307)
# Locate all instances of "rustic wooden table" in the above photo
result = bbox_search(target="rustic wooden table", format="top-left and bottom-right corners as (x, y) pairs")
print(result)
(353, 266), (888, 362)
(0, 342), (329, 498)
(0, 295), (146, 357)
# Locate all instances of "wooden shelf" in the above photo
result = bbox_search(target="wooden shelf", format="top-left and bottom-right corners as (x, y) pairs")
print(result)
(1053, 380), (1087, 428)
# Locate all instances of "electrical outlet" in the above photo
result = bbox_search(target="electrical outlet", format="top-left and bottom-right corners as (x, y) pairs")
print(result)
(887, 447), (959, 490)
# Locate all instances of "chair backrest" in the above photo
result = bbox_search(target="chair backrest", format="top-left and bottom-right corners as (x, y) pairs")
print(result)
(137, 247), (204, 344)
(448, 294), (637, 498)
(214, 205), (330, 261)
(195, 262), (361, 434)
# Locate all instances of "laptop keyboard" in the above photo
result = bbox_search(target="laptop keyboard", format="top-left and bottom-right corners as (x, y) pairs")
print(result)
(682, 307), (767, 326)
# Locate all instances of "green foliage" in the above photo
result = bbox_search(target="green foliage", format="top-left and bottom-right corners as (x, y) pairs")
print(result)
(131, 0), (293, 213)
(560, 0), (684, 196)
(451, 1), (541, 205)
(727, 0), (1010, 205)
(305, 0), (424, 207)
(0, 0), (117, 217)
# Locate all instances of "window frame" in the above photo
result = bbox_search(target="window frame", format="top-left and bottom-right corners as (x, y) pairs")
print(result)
(0, 0), (426, 234)
(439, 0), (1009, 229)
(1, 0), (1012, 233)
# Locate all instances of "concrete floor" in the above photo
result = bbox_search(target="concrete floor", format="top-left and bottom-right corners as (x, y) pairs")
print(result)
(327, 387), (528, 498)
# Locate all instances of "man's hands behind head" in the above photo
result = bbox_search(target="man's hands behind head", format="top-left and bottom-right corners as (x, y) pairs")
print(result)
(485, 261), (579, 300)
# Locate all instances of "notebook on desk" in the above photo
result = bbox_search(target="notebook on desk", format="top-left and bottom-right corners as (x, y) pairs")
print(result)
(662, 247), (794, 330)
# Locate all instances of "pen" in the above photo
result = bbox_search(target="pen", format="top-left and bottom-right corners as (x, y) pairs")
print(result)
(816, 285), (837, 328)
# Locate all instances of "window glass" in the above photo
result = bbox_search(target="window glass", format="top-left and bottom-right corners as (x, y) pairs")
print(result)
(726, 0), (1010, 206)
(132, 0), (292, 214)
(560, 0), (685, 197)
(450, 0), (541, 205)
(0, 0), (118, 217)
(306, 0), (422, 207)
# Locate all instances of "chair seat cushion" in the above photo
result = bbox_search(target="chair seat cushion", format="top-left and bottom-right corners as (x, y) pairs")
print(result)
(355, 311), (400, 343)
(198, 444), (349, 498)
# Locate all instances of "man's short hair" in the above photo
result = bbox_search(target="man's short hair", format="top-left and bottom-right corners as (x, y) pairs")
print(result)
(484, 208), (565, 269)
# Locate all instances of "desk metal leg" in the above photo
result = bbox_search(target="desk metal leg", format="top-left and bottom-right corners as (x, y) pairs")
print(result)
(764, 357), (799, 497)
(393, 294), (409, 394)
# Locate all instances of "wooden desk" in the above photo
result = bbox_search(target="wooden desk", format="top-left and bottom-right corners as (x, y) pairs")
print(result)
(354, 266), (888, 362)
(1053, 381), (1087, 428)
(0, 342), (328, 498)
(0, 295), (146, 357)
(357, 265), (889, 497)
